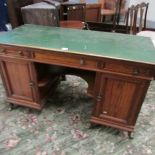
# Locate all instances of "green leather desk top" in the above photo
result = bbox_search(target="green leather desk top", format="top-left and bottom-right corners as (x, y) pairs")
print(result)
(0, 24), (155, 65)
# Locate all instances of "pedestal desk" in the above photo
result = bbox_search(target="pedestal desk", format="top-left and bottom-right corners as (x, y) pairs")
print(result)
(0, 24), (155, 137)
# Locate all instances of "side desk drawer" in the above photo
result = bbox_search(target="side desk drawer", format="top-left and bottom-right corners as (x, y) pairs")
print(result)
(35, 52), (97, 70)
(0, 48), (32, 58)
(103, 62), (153, 78)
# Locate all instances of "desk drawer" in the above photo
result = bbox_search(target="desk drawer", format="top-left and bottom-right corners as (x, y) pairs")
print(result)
(35, 52), (97, 70)
(34, 52), (153, 79)
(0, 48), (32, 59)
(103, 62), (152, 78)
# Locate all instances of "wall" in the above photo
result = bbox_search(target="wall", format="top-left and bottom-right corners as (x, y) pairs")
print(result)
(129, 0), (155, 28)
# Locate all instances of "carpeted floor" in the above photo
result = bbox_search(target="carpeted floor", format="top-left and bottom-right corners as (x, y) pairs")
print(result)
(0, 75), (155, 155)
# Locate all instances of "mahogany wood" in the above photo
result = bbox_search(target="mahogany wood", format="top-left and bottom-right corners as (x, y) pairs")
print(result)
(0, 42), (155, 134)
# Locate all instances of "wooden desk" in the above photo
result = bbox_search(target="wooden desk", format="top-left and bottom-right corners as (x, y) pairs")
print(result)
(0, 24), (155, 137)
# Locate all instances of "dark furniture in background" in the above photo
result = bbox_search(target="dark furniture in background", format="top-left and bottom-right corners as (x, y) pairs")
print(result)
(87, 2), (149, 35)
(0, 0), (9, 31)
(6, 0), (33, 28)
(21, 2), (60, 27)
(60, 2), (86, 21)
(125, 2), (149, 34)
(6, 0), (150, 34)
(59, 2), (86, 29)
(138, 2), (149, 32)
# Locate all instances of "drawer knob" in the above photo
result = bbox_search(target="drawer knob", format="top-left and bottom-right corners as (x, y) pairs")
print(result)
(17, 51), (22, 55)
(97, 95), (102, 101)
(97, 62), (105, 69)
(29, 81), (35, 87)
(133, 68), (140, 75)
(103, 111), (107, 114)
(80, 59), (85, 65)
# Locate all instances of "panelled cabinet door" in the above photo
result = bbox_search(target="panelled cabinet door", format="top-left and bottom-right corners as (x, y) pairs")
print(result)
(0, 58), (38, 102)
(92, 73), (150, 130)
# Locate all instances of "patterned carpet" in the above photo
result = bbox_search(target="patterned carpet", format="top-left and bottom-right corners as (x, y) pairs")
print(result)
(0, 75), (155, 155)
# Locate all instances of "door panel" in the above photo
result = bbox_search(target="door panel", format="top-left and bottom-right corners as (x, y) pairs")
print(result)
(1, 59), (35, 101)
(100, 77), (138, 123)
(94, 73), (149, 126)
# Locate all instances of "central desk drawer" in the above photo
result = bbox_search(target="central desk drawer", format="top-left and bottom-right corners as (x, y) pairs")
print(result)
(34, 52), (153, 79)
(35, 52), (97, 70)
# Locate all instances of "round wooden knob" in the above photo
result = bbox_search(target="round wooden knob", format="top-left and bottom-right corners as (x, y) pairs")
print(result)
(17, 51), (22, 55)
(133, 68), (140, 75)
(97, 95), (102, 101)
(103, 111), (107, 114)
(97, 62), (105, 69)
(29, 81), (35, 87)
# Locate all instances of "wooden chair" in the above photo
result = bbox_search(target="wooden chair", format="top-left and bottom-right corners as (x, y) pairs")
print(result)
(125, 2), (149, 35)
(125, 5), (138, 34)
(85, 3), (101, 22)
(113, 0), (127, 25)
(137, 2), (149, 32)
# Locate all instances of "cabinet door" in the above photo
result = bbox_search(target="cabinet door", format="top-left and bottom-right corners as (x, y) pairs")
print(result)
(92, 73), (150, 129)
(0, 58), (37, 102)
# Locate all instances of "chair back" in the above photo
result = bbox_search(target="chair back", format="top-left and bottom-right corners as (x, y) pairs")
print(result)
(85, 4), (101, 22)
(126, 5), (138, 34)
(137, 2), (149, 32)
(126, 2), (149, 35)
